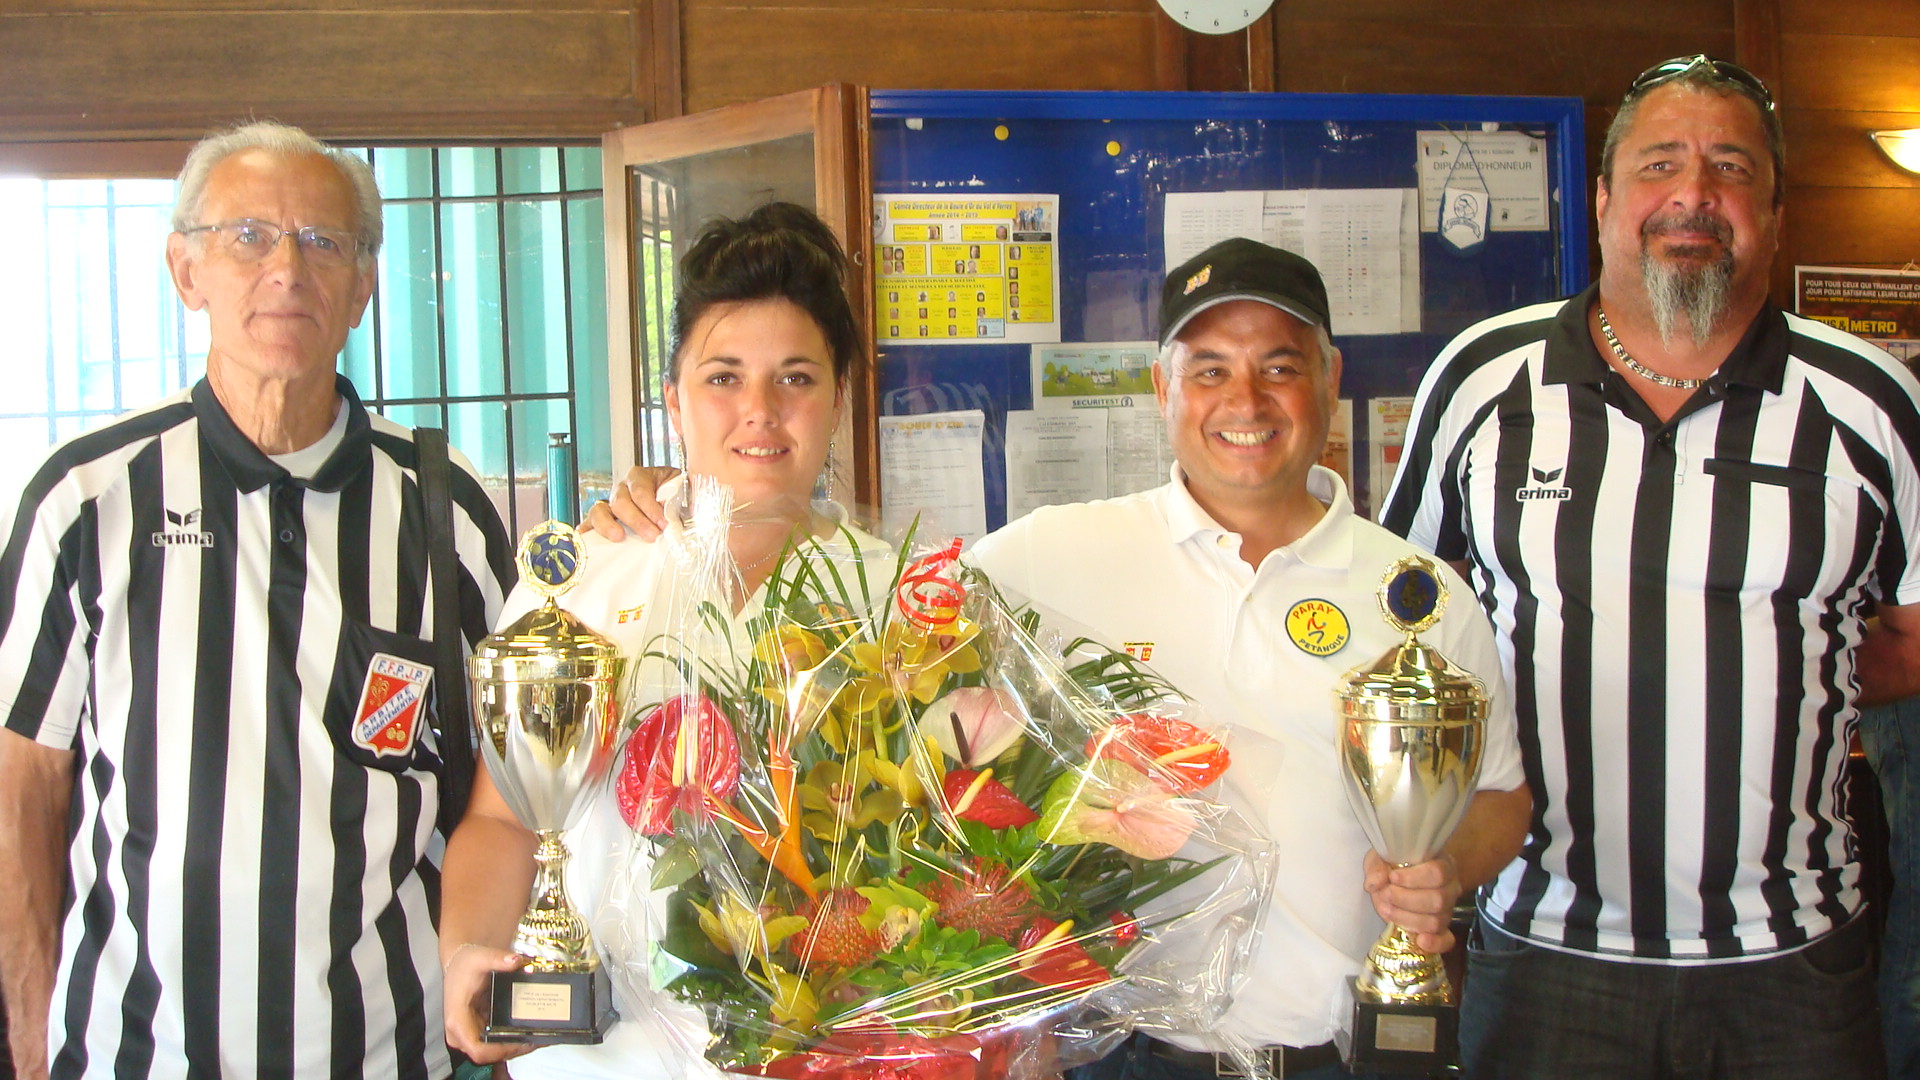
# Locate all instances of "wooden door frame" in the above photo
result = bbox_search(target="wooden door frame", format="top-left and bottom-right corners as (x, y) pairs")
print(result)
(600, 83), (876, 507)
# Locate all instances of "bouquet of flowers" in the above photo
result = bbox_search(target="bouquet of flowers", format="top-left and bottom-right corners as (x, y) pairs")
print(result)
(601, 480), (1271, 1079)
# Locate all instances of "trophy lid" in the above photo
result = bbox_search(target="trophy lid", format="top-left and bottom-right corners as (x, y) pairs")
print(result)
(1335, 556), (1487, 724)
(469, 520), (621, 672)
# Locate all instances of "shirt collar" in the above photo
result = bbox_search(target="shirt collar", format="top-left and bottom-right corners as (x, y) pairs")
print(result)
(194, 374), (373, 494)
(1162, 463), (1353, 570)
(1541, 281), (1790, 395)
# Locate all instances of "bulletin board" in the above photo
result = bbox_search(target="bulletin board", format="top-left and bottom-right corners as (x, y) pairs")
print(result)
(868, 90), (1587, 534)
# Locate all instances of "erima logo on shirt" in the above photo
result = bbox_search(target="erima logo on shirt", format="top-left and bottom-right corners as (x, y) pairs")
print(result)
(1516, 466), (1573, 502)
(152, 508), (214, 547)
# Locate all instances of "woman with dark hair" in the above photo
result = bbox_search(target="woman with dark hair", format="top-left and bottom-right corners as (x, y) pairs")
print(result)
(440, 203), (889, 1078)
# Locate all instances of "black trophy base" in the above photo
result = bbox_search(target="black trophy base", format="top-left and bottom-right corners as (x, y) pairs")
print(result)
(1342, 977), (1459, 1077)
(484, 966), (617, 1045)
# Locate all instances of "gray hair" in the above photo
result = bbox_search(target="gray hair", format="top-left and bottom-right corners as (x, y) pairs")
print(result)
(1157, 319), (1338, 371)
(1600, 68), (1785, 209)
(171, 121), (383, 262)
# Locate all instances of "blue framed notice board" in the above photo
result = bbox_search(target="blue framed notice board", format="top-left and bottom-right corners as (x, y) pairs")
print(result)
(868, 89), (1587, 531)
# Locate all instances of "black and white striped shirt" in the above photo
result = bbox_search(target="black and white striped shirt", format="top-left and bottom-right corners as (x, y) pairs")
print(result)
(1383, 285), (1920, 962)
(0, 377), (513, 1077)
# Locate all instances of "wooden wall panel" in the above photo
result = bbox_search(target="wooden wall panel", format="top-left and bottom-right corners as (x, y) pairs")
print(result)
(1778, 33), (1920, 113)
(0, 4), (652, 142)
(1772, 0), (1920, 300)
(680, 3), (1162, 113)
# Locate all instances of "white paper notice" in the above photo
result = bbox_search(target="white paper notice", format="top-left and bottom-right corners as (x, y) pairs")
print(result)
(1368, 396), (1415, 520)
(1004, 411), (1107, 522)
(880, 410), (988, 543)
(1293, 189), (1406, 336)
(1106, 407), (1176, 498)
(1163, 189), (1418, 334)
(1163, 191), (1264, 271)
(1416, 130), (1551, 232)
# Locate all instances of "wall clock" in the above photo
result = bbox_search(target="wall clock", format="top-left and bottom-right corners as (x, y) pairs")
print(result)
(1157, 0), (1274, 34)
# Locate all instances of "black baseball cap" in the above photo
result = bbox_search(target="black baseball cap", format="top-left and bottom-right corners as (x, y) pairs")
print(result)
(1158, 237), (1332, 347)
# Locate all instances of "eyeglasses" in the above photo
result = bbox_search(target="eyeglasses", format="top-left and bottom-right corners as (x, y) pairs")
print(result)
(182, 219), (360, 267)
(1628, 54), (1775, 112)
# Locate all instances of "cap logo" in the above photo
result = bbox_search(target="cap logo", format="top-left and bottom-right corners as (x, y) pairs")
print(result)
(1183, 265), (1211, 295)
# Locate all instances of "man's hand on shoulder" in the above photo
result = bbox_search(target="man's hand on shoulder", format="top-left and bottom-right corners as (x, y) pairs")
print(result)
(580, 466), (680, 542)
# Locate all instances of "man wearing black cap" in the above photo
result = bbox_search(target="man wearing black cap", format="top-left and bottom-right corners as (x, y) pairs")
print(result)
(582, 237), (1532, 1078)
(965, 237), (1532, 1079)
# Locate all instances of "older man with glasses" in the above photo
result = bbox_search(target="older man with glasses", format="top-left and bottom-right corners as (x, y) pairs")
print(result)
(1383, 55), (1920, 1079)
(0, 122), (513, 1079)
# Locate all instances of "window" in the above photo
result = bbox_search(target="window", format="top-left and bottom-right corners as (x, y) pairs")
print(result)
(0, 145), (610, 538)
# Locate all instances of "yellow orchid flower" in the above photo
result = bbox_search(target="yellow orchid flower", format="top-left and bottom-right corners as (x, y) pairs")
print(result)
(865, 735), (941, 807)
(753, 625), (829, 676)
(798, 756), (906, 842)
(691, 893), (808, 959)
(762, 960), (820, 1035)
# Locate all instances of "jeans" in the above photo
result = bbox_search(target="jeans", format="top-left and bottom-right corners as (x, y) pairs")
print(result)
(1860, 695), (1920, 1079)
(1458, 915), (1881, 1079)
(1062, 1032), (1386, 1080)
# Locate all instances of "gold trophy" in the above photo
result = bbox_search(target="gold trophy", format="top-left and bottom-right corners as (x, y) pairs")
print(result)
(1334, 556), (1487, 1076)
(468, 521), (624, 1043)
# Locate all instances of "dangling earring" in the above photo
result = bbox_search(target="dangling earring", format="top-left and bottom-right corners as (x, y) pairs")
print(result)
(815, 438), (839, 502)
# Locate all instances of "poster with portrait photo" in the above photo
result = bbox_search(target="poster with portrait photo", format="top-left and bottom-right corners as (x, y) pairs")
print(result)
(874, 193), (1061, 345)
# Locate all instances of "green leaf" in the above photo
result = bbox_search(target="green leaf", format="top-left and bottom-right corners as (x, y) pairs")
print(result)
(650, 840), (703, 891)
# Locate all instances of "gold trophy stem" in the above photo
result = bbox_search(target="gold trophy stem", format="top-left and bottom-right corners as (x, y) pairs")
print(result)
(1355, 923), (1450, 1005)
(512, 830), (597, 973)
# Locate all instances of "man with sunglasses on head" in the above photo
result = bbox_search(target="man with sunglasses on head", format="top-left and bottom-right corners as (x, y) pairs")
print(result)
(0, 122), (512, 1079)
(1383, 55), (1920, 1079)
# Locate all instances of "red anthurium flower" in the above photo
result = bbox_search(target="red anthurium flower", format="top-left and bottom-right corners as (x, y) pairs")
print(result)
(1086, 713), (1230, 793)
(939, 768), (1039, 829)
(616, 694), (742, 835)
(1015, 917), (1111, 990)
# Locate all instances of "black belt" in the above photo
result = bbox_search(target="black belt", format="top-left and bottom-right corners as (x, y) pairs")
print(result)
(1142, 1033), (1343, 1077)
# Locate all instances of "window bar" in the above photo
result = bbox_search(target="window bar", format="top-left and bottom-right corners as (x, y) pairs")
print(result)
(429, 149), (452, 438)
(365, 148), (388, 407)
(556, 149), (581, 518)
(646, 175), (673, 464)
(103, 185), (127, 416)
(40, 185), (60, 446)
(492, 148), (522, 535)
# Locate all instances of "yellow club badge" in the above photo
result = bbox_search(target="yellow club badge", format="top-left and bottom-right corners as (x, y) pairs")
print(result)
(1183, 265), (1212, 295)
(1286, 598), (1350, 657)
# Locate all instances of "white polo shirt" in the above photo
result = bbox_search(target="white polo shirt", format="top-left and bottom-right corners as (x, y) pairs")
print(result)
(967, 465), (1524, 1050)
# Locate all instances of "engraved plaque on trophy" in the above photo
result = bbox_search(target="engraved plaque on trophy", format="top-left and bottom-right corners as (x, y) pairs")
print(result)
(469, 521), (624, 1043)
(1334, 556), (1488, 1076)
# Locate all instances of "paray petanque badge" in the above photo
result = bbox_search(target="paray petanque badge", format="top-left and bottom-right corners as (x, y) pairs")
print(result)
(1287, 598), (1351, 657)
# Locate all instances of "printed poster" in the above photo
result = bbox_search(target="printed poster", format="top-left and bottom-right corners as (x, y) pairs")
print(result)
(875, 195), (1061, 345)
(1795, 265), (1920, 369)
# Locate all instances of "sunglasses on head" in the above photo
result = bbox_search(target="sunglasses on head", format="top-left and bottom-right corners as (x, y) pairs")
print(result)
(1629, 54), (1775, 112)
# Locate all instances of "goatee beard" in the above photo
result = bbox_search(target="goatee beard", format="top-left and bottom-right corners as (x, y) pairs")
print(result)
(1639, 213), (1736, 347)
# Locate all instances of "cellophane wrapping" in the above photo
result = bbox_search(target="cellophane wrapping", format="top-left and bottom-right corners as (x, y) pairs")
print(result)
(598, 478), (1275, 1079)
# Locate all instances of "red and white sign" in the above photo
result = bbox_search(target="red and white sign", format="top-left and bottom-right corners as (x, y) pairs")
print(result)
(353, 653), (434, 757)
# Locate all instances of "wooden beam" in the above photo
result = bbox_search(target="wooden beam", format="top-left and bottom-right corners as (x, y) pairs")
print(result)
(651, 0), (684, 121)
(1734, 0), (1782, 97)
